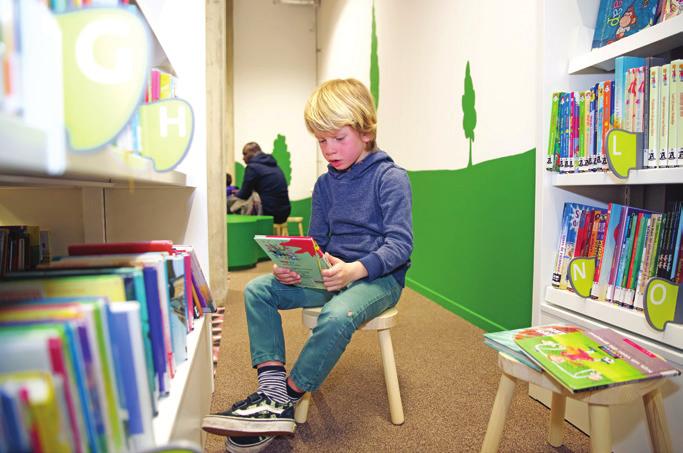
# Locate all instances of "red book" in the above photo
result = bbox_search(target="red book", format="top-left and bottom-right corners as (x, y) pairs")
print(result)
(68, 241), (174, 256)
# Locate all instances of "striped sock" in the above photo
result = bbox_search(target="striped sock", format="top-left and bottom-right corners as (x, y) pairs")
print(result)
(257, 366), (289, 404)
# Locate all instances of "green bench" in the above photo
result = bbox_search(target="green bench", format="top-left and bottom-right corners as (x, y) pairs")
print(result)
(226, 214), (274, 270)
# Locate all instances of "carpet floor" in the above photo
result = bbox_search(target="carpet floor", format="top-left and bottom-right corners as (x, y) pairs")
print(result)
(205, 262), (590, 452)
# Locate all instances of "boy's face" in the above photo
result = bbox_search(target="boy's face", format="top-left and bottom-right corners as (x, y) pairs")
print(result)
(315, 126), (371, 171)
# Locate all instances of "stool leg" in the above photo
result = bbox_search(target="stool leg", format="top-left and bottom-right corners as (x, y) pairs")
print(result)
(481, 373), (516, 453)
(295, 392), (312, 424)
(294, 328), (314, 423)
(643, 388), (672, 453)
(588, 404), (611, 453)
(297, 222), (304, 236)
(548, 392), (566, 447)
(377, 329), (404, 425)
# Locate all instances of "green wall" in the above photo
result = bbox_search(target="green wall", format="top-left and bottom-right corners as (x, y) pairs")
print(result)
(407, 149), (536, 332)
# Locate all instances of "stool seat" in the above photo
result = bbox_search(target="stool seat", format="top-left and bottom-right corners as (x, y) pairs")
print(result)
(302, 306), (398, 331)
(295, 306), (404, 426)
(273, 216), (305, 236)
(481, 352), (673, 453)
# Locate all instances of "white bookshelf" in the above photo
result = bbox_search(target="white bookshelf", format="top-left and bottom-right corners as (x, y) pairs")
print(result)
(569, 14), (683, 74)
(534, 2), (683, 451)
(153, 316), (213, 446)
(552, 167), (683, 186)
(0, 1), (215, 449)
(544, 286), (683, 351)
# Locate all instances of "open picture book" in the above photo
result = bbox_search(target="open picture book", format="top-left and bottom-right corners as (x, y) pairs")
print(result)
(253, 235), (330, 290)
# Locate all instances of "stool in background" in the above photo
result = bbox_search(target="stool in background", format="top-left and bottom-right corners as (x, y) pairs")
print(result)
(273, 216), (304, 236)
(481, 352), (673, 453)
(294, 306), (404, 425)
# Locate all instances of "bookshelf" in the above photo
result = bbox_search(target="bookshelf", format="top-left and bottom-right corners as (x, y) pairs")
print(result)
(534, 2), (683, 451)
(0, 1), (218, 449)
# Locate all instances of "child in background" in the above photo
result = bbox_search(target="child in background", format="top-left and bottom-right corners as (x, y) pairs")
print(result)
(203, 78), (413, 452)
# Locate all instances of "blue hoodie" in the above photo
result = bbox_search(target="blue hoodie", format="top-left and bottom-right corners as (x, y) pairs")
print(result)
(309, 151), (413, 286)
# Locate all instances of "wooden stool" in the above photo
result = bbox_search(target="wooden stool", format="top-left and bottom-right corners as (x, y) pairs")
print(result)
(273, 216), (304, 236)
(481, 352), (673, 453)
(294, 306), (405, 425)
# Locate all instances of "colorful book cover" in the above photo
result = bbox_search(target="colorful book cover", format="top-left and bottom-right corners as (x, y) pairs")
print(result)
(173, 244), (215, 312)
(634, 215), (659, 309)
(592, 0), (660, 49)
(592, 203), (625, 300)
(615, 56), (646, 129)
(484, 325), (584, 372)
(674, 60), (683, 166)
(165, 255), (188, 365)
(634, 67), (646, 133)
(625, 213), (650, 307)
(546, 92), (561, 171)
(515, 328), (680, 393)
(254, 235), (331, 290)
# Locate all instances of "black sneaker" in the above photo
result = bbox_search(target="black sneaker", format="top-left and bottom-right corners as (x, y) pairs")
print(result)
(201, 392), (295, 437)
(225, 435), (275, 453)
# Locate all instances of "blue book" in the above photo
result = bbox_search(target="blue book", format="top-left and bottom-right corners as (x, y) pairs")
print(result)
(143, 266), (168, 399)
(592, 0), (660, 49)
(0, 386), (31, 452)
(614, 57), (646, 129)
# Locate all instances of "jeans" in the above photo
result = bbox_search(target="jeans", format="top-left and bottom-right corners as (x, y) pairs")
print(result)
(244, 273), (402, 392)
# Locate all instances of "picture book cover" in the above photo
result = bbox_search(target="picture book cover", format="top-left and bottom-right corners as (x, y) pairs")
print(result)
(484, 325), (584, 372)
(592, 0), (660, 49)
(515, 327), (680, 392)
(254, 236), (331, 290)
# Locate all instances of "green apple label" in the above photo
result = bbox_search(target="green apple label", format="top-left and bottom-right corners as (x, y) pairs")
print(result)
(139, 99), (194, 171)
(644, 278), (683, 331)
(606, 129), (640, 178)
(58, 8), (149, 151)
(568, 257), (596, 298)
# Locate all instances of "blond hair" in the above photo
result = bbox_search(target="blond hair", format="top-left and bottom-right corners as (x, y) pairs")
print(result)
(304, 78), (377, 151)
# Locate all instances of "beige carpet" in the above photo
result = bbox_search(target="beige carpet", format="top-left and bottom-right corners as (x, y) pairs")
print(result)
(205, 262), (590, 452)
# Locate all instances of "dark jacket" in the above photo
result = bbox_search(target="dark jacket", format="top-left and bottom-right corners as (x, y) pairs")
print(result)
(309, 151), (413, 286)
(236, 153), (291, 224)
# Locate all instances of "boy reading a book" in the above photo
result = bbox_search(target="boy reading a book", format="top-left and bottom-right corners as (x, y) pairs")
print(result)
(202, 78), (413, 451)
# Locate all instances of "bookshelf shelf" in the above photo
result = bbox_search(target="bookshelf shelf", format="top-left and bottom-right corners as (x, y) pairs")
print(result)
(544, 286), (683, 351)
(568, 14), (683, 74)
(552, 167), (683, 186)
(153, 316), (213, 446)
(0, 147), (188, 188)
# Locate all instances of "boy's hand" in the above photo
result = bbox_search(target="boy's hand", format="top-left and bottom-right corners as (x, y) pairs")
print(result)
(273, 264), (301, 286)
(321, 253), (368, 292)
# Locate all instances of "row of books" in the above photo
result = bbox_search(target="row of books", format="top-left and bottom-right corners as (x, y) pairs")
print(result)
(484, 324), (680, 393)
(0, 240), (215, 453)
(116, 68), (179, 154)
(552, 201), (683, 310)
(545, 58), (683, 173)
(0, 226), (50, 275)
(46, 0), (130, 12)
(592, 0), (680, 49)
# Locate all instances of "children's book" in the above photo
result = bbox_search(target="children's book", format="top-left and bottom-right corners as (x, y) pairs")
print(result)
(254, 236), (331, 290)
(592, 0), (660, 49)
(515, 327), (680, 393)
(68, 241), (174, 256)
(483, 325), (584, 372)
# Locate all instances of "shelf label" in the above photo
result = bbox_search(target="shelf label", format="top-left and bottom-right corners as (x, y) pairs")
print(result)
(567, 257), (595, 298)
(605, 129), (643, 178)
(58, 8), (150, 151)
(644, 278), (683, 331)
(139, 99), (194, 172)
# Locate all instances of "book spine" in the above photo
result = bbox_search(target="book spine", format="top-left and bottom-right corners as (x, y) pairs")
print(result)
(607, 209), (630, 302)
(552, 204), (573, 287)
(596, 84), (605, 171)
(669, 62), (679, 166)
(625, 213), (649, 307)
(624, 68), (635, 131)
(579, 91), (587, 172)
(648, 66), (661, 168)
(675, 60), (683, 167)
(660, 64), (671, 167)
(546, 92), (561, 171)
(613, 212), (635, 304)
(635, 67), (646, 133)
(634, 215), (656, 310)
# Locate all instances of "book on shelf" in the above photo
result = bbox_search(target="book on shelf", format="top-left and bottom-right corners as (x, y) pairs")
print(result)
(484, 325), (585, 372)
(592, 0), (660, 49)
(515, 327), (680, 393)
(253, 235), (330, 290)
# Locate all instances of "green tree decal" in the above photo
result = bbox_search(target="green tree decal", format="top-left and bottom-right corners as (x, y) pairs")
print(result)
(370, 2), (379, 109)
(462, 61), (477, 167)
(235, 162), (245, 187)
(272, 134), (292, 186)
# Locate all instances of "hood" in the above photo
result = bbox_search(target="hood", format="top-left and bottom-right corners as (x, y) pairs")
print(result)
(249, 153), (278, 167)
(327, 150), (394, 180)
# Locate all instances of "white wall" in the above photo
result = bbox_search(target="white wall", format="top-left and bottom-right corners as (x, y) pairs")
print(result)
(318, 0), (538, 171)
(234, 0), (318, 201)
